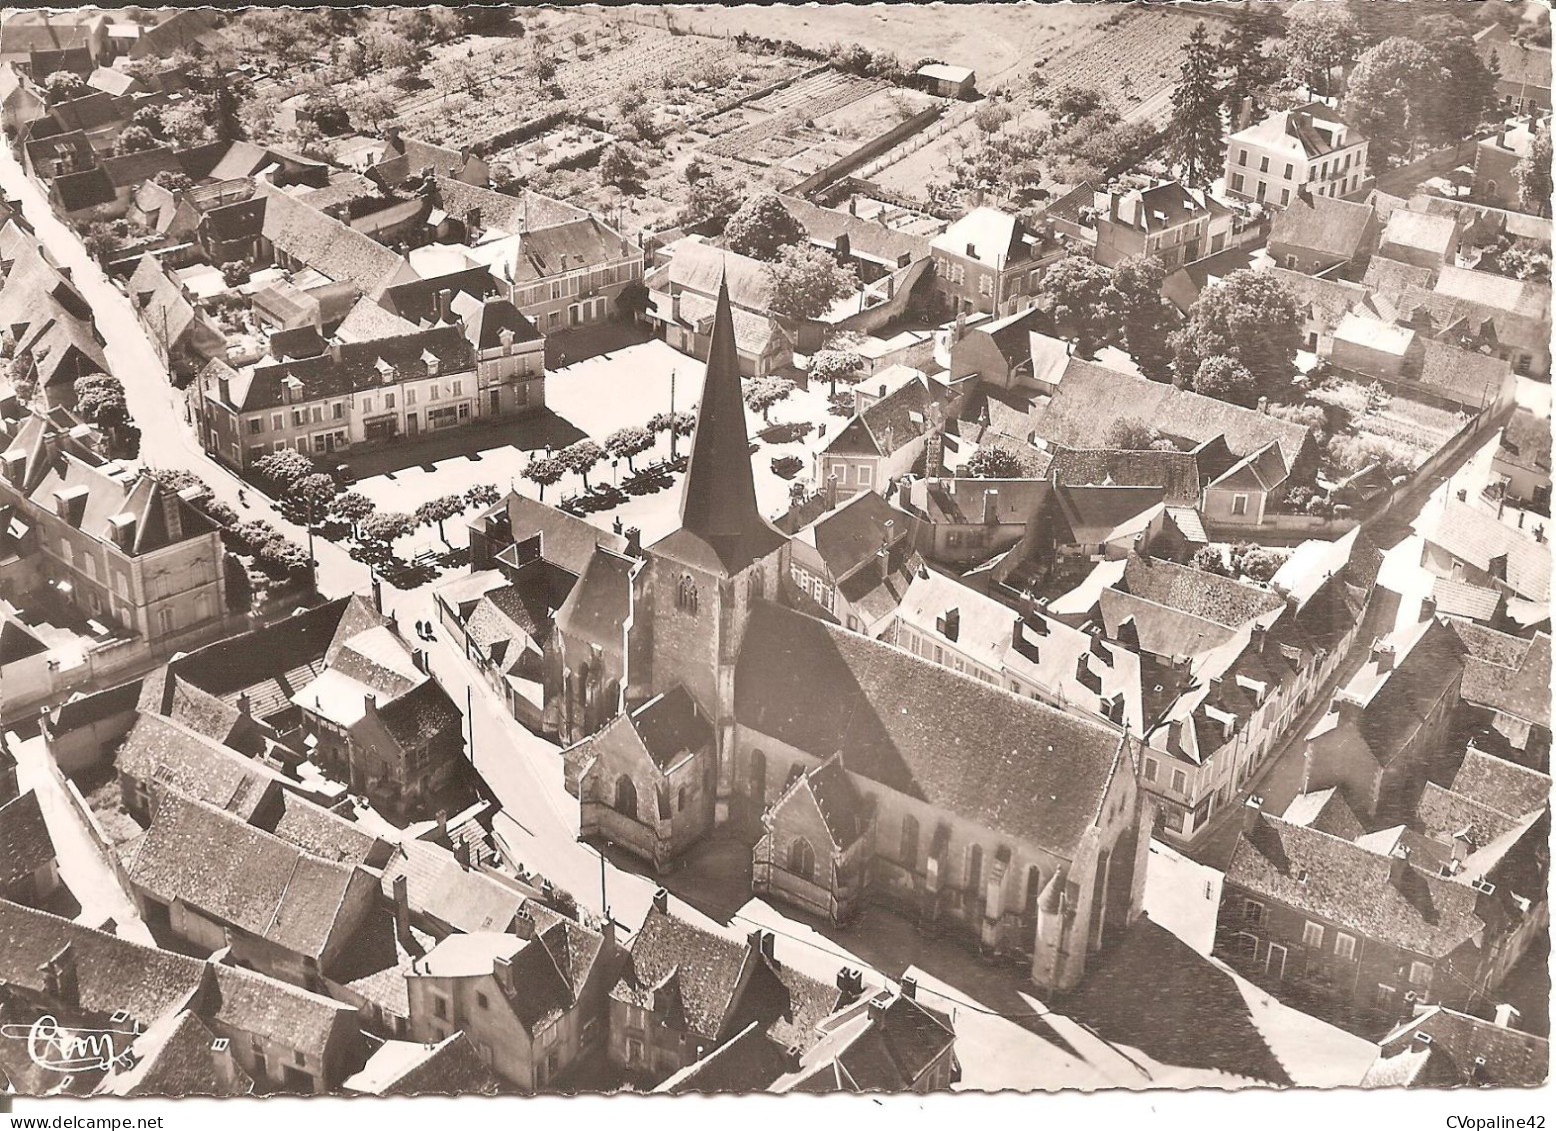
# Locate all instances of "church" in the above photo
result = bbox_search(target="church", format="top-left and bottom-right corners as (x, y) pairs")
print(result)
(558, 278), (1152, 992)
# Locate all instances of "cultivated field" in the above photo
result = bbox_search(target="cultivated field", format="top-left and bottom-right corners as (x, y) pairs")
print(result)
(870, 6), (1208, 200)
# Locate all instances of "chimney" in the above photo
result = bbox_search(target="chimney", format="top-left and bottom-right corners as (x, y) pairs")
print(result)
(1242, 795), (1264, 836)
(236, 691), (251, 717)
(836, 967), (865, 1006)
(938, 606), (961, 641)
(412, 647), (428, 673)
(437, 288), (454, 323)
(392, 873), (412, 948)
(371, 574), (383, 612)
(1389, 846), (1411, 887)
(435, 808), (448, 842)
(1494, 1003), (1521, 1029)
(1370, 640), (1395, 673)
(625, 526), (642, 557)
(848, 195), (858, 216)
(652, 888), (669, 914)
(1419, 595), (1437, 622)
(363, 691), (377, 717)
(513, 905), (535, 940)
(825, 472), (839, 511)
(458, 838), (473, 871)
(982, 487), (999, 525)
(217, 374), (231, 405)
(965, 243), (977, 258)
(161, 487), (184, 542)
(1238, 95), (1253, 130)
(1450, 831), (1471, 872)
(900, 975), (917, 1000)
(762, 932), (775, 961)
(40, 943), (79, 1010)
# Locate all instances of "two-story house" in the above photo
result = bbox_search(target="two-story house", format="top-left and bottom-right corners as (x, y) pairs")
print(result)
(787, 489), (920, 638)
(0, 411), (227, 647)
(1266, 188), (1379, 277)
(1225, 103), (1369, 206)
(1094, 180), (1232, 271)
(503, 215), (644, 335)
(1218, 807), (1522, 1027)
(818, 372), (954, 501)
(929, 206), (1066, 316)
(288, 598), (468, 819)
(1302, 613), (1466, 824)
(1490, 408), (1551, 513)
(405, 912), (618, 1092)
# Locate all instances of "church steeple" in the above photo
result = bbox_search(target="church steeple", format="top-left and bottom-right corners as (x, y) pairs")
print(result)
(658, 274), (787, 576)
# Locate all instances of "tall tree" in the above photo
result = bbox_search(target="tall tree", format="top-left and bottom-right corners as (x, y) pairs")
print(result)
(1169, 22), (1224, 188)
(1279, 4), (1361, 96)
(766, 244), (857, 322)
(1219, 7), (1282, 124)
(1516, 127), (1553, 218)
(1416, 18), (1499, 145)
(1169, 268), (1300, 397)
(723, 195), (806, 262)
(1342, 37), (1444, 164)
(1035, 256), (1111, 355)
(1103, 255), (1171, 380)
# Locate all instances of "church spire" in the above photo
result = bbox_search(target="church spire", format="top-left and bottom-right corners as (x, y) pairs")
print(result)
(668, 272), (786, 575)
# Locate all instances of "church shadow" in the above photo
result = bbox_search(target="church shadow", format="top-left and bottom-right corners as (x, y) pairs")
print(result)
(1064, 918), (1291, 1085)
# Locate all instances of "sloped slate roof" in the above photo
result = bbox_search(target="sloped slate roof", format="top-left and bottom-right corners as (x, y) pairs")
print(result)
(1227, 815), (1489, 958)
(0, 791), (55, 889)
(1449, 746), (1551, 820)
(1120, 555), (1285, 628)
(735, 601), (1124, 854)
(612, 905), (749, 1040)
(1268, 191), (1374, 259)
(124, 794), (363, 959)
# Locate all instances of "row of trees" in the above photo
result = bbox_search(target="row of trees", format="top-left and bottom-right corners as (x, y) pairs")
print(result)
(1028, 253), (1171, 375)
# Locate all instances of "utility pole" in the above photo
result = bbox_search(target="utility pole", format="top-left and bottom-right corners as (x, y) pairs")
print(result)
(668, 368), (678, 461)
(466, 684), (475, 763)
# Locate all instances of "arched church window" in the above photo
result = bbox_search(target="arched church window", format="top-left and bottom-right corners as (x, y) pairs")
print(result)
(614, 775), (638, 820)
(676, 573), (699, 615)
(789, 837), (816, 881)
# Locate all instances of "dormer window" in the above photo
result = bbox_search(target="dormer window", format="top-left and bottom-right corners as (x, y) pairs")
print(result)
(422, 349), (439, 377)
(376, 357), (394, 384)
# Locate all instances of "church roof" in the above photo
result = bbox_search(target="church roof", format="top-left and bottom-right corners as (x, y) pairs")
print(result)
(651, 277), (786, 576)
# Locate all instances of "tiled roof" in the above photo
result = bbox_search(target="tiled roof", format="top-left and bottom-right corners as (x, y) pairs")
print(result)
(1415, 783), (1522, 849)
(430, 176), (590, 235)
(1363, 255), (1438, 298)
(797, 490), (914, 579)
(1098, 587), (1237, 660)
(223, 323), (474, 413)
(1434, 264), (1551, 321)
(554, 546), (636, 649)
(377, 678), (462, 749)
(667, 239), (774, 311)
(262, 792), (382, 866)
(776, 194), (931, 267)
(124, 794), (366, 960)
(1497, 408), (1551, 476)
(0, 791), (54, 889)
(1120, 555), (1285, 628)
(1448, 619), (1533, 669)
(257, 180), (409, 297)
(1394, 285), (1548, 355)
(1033, 361), (1312, 472)
(780, 753), (866, 848)
(1226, 815), (1489, 958)
(1450, 746), (1551, 820)
(657, 1022), (791, 1093)
(1376, 1003), (1549, 1088)
(345, 1034), (503, 1096)
(1380, 210), (1457, 257)
(512, 215), (635, 285)
(612, 906), (750, 1039)
(381, 839), (539, 935)
(1048, 447), (1204, 505)
(1461, 630), (1550, 729)
(114, 714), (275, 820)
(826, 375), (943, 458)
(1428, 499), (1550, 603)
(629, 686), (714, 770)
(1268, 191), (1374, 260)
(99, 1010), (252, 1097)
(1477, 29), (1553, 91)
(735, 601), (1125, 854)
(1430, 576), (1503, 622)
(1266, 267), (1376, 329)
(0, 899), (354, 1058)
(494, 491), (627, 576)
